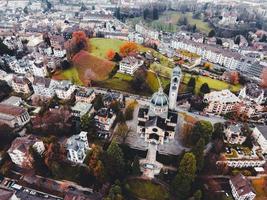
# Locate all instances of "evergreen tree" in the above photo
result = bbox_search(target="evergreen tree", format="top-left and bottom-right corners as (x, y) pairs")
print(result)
(191, 120), (213, 144)
(208, 29), (215, 37)
(192, 138), (205, 171)
(81, 114), (96, 135)
(132, 156), (141, 176)
(105, 141), (125, 180)
(212, 123), (224, 140)
(187, 77), (196, 92)
(93, 94), (104, 110)
(200, 83), (210, 94)
(171, 153), (197, 199)
(152, 7), (159, 20)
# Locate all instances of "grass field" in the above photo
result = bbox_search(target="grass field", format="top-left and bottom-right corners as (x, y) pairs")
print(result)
(182, 73), (241, 93)
(52, 67), (83, 85)
(127, 11), (212, 34)
(89, 38), (125, 59)
(126, 179), (169, 200)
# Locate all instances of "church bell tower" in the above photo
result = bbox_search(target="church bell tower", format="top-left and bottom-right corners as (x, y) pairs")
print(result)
(169, 66), (182, 110)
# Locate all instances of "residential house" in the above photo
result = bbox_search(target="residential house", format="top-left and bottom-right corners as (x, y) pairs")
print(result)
(225, 124), (246, 145)
(8, 135), (45, 168)
(65, 131), (90, 163)
(75, 87), (95, 103)
(71, 102), (93, 119)
(11, 75), (31, 94)
(0, 103), (30, 128)
(32, 76), (58, 98)
(229, 173), (256, 200)
(94, 108), (116, 135)
(32, 59), (48, 77)
(55, 80), (76, 100)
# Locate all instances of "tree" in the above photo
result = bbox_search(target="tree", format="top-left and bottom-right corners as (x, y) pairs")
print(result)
(212, 123), (224, 140)
(178, 17), (188, 26)
(81, 114), (96, 135)
(93, 94), (104, 111)
(193, 190), (202, 200)
(171, 153), (197, 199)
(125, 102), (136, 121)
(119, 42), (138, 57)
(110, 100), (121, 114)
(234, 35), (241, 45)
(131, 69), (151, 93)
(229, 71), (239, 85)
(260, 34), (267, 42)
(105, 141), (125, 180)
(208, 29), (215, 37)
(216, 38), (223, 45)
(0, 80), (12, 101)
(187, 77), (196, 92)
(191, 120), (213, 145)
(192, 138), (205, 171)
(115, 123), (131, 143)
(143, 8), (150, 20)
(104, 180), (124, 200)
(200, 83), (210, 94)
(152, 7), (159, 20)
(107, 49), (116, 61)
(131, 156), (141, 176)
(29, 146), (50, 176)
(65, 31), (88, 58)
(86, 144), (105, 182)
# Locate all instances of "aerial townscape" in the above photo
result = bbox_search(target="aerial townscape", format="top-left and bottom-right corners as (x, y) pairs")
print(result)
(0, 0), (267, 199)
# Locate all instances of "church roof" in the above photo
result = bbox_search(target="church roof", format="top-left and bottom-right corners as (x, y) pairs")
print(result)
(150, 88), (168, 107)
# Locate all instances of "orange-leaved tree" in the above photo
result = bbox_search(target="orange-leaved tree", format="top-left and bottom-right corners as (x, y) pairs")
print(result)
(119, 41), (138, 57)
(106, 49), (115, 61)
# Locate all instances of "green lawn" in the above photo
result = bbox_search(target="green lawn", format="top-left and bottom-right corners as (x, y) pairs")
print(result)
(89, 38), (125, 59)
(183, 73), (241, 93)
(56, 67), (83, 85)
(128, 11), (212, 34)
(113, 72), (133, 81)
(126, 179), (169, 200)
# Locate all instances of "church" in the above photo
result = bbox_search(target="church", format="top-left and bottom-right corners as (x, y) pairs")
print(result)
(137, 66), (182, 145)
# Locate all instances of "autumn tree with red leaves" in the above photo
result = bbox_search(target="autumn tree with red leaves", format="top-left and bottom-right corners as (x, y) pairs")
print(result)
(119, 41), (138, 57)
(106, 49), (115, 61)
(65, 31), (89, 59)
(229, 71), (239, 85)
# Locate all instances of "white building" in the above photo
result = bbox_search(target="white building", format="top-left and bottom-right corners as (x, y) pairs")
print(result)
(0, 103), (30, 128)
(119, 56), (144, 75)
(229, 174), (256, 200)
(32, 76), (58, 98)
(135, 24), (159, 40)
(32, 60), (48, 77)
(252, 126), (267, 154)
(225, 124), (246, 145)
(204, 90), (240, 115)
(8, 135), (45, 168)
(55, 80), (76, 100)
(66, 131), (90, 163)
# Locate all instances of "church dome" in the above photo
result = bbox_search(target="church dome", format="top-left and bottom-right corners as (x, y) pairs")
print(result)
(150, 87), (169, 107)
